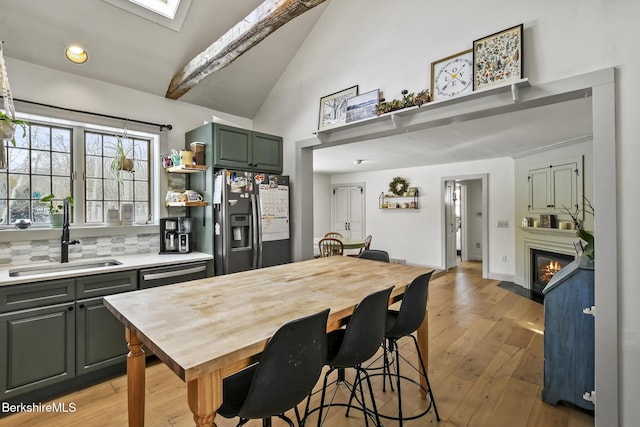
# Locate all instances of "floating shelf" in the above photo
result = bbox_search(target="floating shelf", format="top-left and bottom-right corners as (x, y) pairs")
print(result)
(166, 164), (207, 173)
(379, 191), (419, 209)
(166, 201), (208, 207)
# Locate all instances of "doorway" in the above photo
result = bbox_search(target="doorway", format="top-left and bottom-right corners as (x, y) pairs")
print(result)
(443, 175), (488, 278)
(330, 183), (365, 240)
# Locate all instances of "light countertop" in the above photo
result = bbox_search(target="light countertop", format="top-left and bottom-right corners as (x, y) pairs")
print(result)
(0, 252), (213, 287)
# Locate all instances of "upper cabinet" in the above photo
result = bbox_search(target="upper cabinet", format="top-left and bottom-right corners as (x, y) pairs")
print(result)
(187, 123), (283, 173)
(528, 157), (582, 214)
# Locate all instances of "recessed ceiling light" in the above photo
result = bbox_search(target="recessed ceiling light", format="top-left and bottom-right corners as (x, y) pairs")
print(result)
(65, 45), (88, 64)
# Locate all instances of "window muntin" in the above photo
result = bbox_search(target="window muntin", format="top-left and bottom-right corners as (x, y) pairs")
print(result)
(0, 122), (73, 225)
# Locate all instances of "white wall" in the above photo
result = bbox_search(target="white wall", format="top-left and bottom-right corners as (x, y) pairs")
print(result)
(327, 157), (513, 275)
(254, 1), (639, 424)
(312, 173), (331, 238)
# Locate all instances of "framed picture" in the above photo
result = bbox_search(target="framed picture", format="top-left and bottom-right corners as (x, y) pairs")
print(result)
(407, 187), (417, 197)
(346, 89), (379, 123)
(473, 24), (523, 90)
(318, 85), (358, 131)
(430, 49), (473, 101)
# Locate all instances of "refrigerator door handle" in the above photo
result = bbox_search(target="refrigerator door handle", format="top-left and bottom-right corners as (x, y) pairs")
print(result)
(251, 194), (259, 269)
(256, 194), (264, 268)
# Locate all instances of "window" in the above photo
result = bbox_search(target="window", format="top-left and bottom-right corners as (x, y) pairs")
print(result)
(0, 122), (73, 225)
(0, 115), (155, 227)
(85, 131), (151, 223)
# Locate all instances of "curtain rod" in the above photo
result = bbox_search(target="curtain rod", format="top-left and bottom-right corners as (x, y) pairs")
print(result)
(3, 96), (173, 131)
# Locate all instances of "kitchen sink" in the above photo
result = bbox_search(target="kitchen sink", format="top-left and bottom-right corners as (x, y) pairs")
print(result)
(9, 259), (122, 277)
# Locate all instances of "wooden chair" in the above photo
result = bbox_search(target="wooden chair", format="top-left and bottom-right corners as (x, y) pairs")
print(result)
(318, 238), (344, 257)
(362, 235), (373, 252)
(324, 231), (343, 239)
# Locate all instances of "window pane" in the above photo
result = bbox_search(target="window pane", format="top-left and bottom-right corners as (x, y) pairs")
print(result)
(0, 174), (6, 198)
(32, 176), (52, 200)
(103, 182), (118, 200)
(134, 202), (148, 222)
(52, 128), (71, 153)
(85, 133), (102, 156)
(9, 175), (30, 199)
(9, 199), (30, 222)
(86, 178), (102, 200)
(12, 128), (29, 148)
(52, 176), (72, 198)
(134, 181), (148, 200)
(86, 200), (103, 223)
(134, 160), (148, 180)
(8, 148), (29, 173)
(52, 152), (71, 176)
(103, 135), (117, 157)
(32, 201), (49, 224)
(120, 180), (134, 201)
(31, 126), (51, 150)
(86, 155), (102, 178)
(0, 200), (7, 225)
(32, 150), (51, 175)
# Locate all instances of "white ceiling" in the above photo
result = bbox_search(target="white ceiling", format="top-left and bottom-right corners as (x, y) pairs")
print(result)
(0, 0), (593, 175)
(312, 97), (593, 174)
(0, 0), (327, 118)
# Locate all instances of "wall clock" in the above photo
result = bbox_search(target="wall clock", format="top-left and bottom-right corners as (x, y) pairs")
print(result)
(430, 49), (473, 101)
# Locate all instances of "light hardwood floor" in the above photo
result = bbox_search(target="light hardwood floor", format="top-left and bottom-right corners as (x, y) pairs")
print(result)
(0, 261), (594, 427)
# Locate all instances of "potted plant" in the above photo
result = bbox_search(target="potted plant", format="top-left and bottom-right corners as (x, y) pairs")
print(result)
(0, 111), (28, 145)
(107, 136), (135, 186)
(40, 193), (74, 227)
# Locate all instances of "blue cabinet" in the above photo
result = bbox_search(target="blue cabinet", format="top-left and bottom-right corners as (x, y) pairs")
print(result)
(542, 256), (594, 410)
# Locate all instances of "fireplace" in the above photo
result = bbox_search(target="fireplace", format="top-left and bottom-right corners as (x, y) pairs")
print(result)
(530, 249), (575, 294)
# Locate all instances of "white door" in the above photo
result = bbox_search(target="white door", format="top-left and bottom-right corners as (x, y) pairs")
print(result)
(331, 184), (365, 239)
(444, 180), (457, 269)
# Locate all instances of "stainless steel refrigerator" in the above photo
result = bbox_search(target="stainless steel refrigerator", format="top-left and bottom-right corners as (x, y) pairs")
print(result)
(213, 170), (291, 275)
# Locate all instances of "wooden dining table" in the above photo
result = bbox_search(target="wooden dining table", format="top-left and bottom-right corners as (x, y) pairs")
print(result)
(104, 256), (433, 427)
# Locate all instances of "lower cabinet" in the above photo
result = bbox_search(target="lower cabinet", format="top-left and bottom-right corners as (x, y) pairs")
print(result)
(0, 271), (136, 401)
(0, 302), (76, 399)
(76, 296), (129, 375)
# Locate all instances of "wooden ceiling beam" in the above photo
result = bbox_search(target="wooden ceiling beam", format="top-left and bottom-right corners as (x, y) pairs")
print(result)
(165, 0), (326, 100)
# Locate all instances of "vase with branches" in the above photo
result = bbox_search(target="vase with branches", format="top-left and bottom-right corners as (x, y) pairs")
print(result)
(563, 198), (595, 260)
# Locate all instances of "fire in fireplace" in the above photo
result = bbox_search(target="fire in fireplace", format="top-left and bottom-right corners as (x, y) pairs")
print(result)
(531, 249), (575, 294)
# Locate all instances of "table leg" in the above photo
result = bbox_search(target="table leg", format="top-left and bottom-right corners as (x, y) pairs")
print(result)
(416, 315), (429, 399)
(126, 327), (146, 427)
(188, 369), (223, 427)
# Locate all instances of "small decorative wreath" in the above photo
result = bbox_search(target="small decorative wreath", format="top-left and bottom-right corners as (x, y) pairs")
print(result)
(389, 176), (409, 196)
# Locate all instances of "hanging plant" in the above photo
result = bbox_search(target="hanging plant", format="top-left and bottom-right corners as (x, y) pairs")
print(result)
(389, 176), (409, 196)
(0, 42), (29, 169)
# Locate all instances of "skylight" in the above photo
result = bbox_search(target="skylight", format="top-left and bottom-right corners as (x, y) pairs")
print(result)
(128, 0), (180, 19)
(101, 0), (191, 31)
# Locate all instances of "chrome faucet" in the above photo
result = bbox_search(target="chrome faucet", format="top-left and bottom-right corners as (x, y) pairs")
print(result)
(61, 198), (80, 263)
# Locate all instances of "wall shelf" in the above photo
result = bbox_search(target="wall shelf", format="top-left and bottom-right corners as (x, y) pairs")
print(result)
(314, 79), (530, 146)
(379, 191), (419, 209)
(166, 164), (207, 173)
(165, 201), (208, 208)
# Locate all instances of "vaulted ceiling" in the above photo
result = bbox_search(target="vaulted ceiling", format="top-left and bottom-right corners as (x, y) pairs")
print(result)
(0, 0), (327, 118)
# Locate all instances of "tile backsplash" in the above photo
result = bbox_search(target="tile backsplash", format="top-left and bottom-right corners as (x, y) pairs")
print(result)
(0, 233), (160, 266)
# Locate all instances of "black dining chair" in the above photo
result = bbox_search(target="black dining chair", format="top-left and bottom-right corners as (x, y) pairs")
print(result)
(380, 271), (440, 425)
(311, 286), (394, 427)
(358, 249), (390, 262)
(217, 308), (330, 427)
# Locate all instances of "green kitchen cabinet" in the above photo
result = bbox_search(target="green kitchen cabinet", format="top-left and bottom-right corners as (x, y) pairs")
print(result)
(75, 270), (136, 374)
(0, 271), (136, 400)
(187, 123), (283, 174)
(76, 296), (128, 374)
(0, 302), (76, 399)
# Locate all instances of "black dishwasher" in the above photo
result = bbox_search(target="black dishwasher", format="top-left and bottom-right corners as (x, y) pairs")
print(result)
(139, 261), (208, 289)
